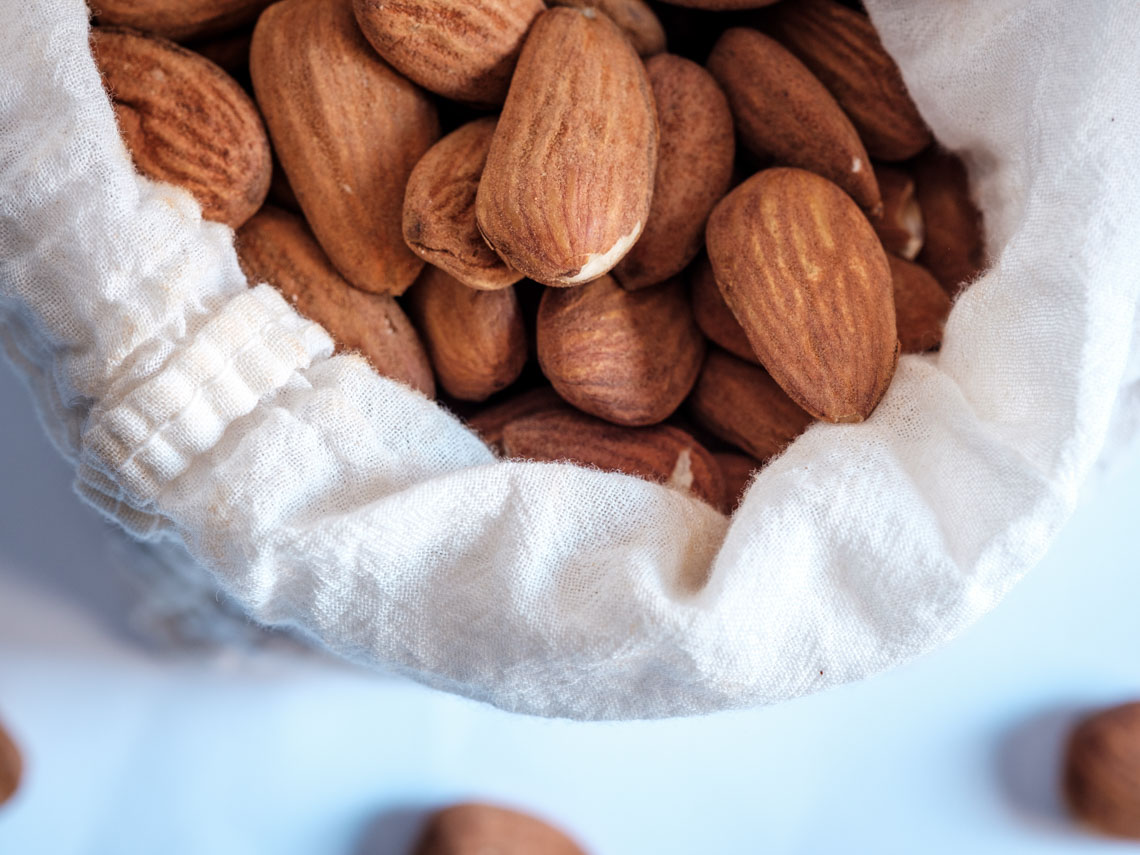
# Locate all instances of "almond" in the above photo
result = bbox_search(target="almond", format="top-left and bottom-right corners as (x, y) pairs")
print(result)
(0, 719), (19, 807)
(467, 386), (568, 452)
(1064, 702), (1140, 840)
(689, 349), (813, 461)
(415, 804), (587, 855)
(771, 0), (931, 161)
(873, 164), (924, 260)
(476, 7), (658, 287)
(707, 28), (881, 214)
(613, 54), (735, 291)
(689, 254), (758, 365)
(713, 451), (759, 514)
(404, 267), (528, 401)
(92, 27), (271, 228)
(95, 0), (273, 41)
(913, 148), (986, 295)
(706, 167), (897, 422)
(502, 410), (724, 508)
(549, 0), (666, 57)
(352, 0), (545, 106)
(537, 275), (705, 426)
(250, 0), (440, 295)
(889, 256), (951, 353)
(236, 207), (435, 396)
(403, 118), (522, 292)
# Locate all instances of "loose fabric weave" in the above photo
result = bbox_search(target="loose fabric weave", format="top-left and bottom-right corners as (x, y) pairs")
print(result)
(1, 0), (1138, 719)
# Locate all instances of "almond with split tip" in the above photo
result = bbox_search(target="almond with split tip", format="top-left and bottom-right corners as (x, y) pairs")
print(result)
(502, 410), (724, 508)
(613, 54), (735, 291)
(92, 27), (270, 228)
(476, 7), (658, 287)
(550, 0), (666, 56)
(405, 267), (527, 402)
(236, 207), (435, 396)
(95, 0), (273, 40)
(771, 0), (932, 161)
(707, 27), (881, 214)
(537, 275), (705, 426)
(689, 255), (758, 365)
(251, 0), (440, 296)
(890, 256), (951, 353)
(0, 719), (22, 807)
(706, 167), (897, 422)
(403, 118), (522, 292)
(713, 451), (759, 514)
(467, 386), (568, 453)
(873, 165), (924, 260)
(914, 148), (986, 295)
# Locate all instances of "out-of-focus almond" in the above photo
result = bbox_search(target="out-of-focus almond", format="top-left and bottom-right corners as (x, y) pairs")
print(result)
(873, 165), (924, 260)
(889, 256), (951, 353)
(613, 54), (734, 291)
(913, 148), (986, 295)
(689, 255), (758, 365)
(713, 451), (759, 514)
(1063, 702), (1140, 840)
(236, 207), (435, 396)
(95, 0), (273, 41)
(476, 7), (658, 287)
(0, 719), (21, 807)
(415, 804), (587, 855)
(537, 275), (705, 426)
(467, 386), (568, 453)
(550, 0), (666, 57)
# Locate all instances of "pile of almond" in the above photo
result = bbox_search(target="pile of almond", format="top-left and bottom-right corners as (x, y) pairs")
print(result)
(92, 0), (984, 514)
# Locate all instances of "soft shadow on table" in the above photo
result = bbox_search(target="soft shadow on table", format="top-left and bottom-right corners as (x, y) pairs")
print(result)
(351, 804), (438, 855)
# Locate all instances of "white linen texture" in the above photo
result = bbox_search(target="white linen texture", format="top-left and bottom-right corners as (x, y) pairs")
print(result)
(1, 0), (1138, 719)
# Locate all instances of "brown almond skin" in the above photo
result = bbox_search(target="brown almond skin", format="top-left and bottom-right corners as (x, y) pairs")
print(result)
(502, 410), (724, 508)
(353, 0), (544, 107)
(537, 275), (705, 426)
(689, 349), (814, 461)
(415, 804), (586, 855)
(236, 207), (435, 396)
(1064, 702), (1140, 840)
(550, 0), (666, 57)
(250, 0), (440, 296)
(689, 255), (758, 365)
(0, 719), (20, 807)
(95, 0), (274, 41)
(403, 119), (522, 292)
(404, 267), (528, 402)
(706, 168), (897, 423)
(771, 0), (932, 161)
(713, 451), (759, 514)
(890, 256), (951, 353)
(476, 7), (658, 287)
(467, 386), (568, 452)
(914, 148), (986, 295)
(92, 28), (270, 229)
(707, 28), (881, 214)
(613, 54), (735, 291)
(874, 165), (924, 260)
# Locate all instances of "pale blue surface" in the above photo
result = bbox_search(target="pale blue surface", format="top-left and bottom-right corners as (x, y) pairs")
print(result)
(1, 358), (1138, 855)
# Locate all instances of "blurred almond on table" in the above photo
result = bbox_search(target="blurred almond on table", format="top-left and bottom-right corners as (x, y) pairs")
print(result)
(1064, 702), (1140, 840)
(550, 0), (666, 57)
(0, 719), (20, 807)
(689, 255), (758, 365)
(94, 0), (273, 41)
(889, 256), (951, 353)
(873, 165), (924, 260)
(913, 148), (987, 295)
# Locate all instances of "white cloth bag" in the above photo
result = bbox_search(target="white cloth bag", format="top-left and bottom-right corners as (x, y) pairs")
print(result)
(2, 0), (1138, 719)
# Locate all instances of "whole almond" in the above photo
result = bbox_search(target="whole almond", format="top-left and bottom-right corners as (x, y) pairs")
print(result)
(467, 386), (568, 452)
(873, 165), (924, 260)
(416, 804), (586, 855)
(537, 275), (705, 426)
(706, 168), (897, 422)
(0, 719), (20, 807)
(689, 255), (758, 365)
(405, 267), (528, 401)
(403, 119), (522, 292)
(251, 0), (440, 295)
(889, 255), (951, 353)
(353, 0), (544, 106)
(476, 7), (658, 287)
(707, 28), (881, 214)
(95, 0), (273, 40)
(771, 0), (931, 161)
(550, 0), (666, 57)
(689, 349), (814, 461)
(913, 148), (986, 295)
(236, 207), (435, 396)
(92, 27), (270, 228)
(502, 410), (724, 508)
(1064, 702), (1140, 840)
(613, 54), (735, 291)
(713, 451), (759, 514)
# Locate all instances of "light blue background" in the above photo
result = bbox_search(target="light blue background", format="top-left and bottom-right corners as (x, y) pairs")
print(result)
(1, 357), (1138, 854)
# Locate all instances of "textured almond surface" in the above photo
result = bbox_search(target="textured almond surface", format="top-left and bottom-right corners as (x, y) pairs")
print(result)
(614, 54), (734, 291)
(706, 168), (897, 422)
(0, 719), (20, 807)
(1064, 702), (1140, 840)
(707, 28), (880, 214)
(251, 0), (439, 295)
(467, 386), (568, 452)
(713, 450), (758, 514)
(405, 267), (527, 401)
(537, 275), (705, 426)
(95, 0), (274, 40)
(689, 254), (758, 364)
(772, 0), (931, 161)
(550, 0), (666, 56)
(415, 804), (587, 855)
(914, 148), (986, 295)
(403, 118), (522, 291)
(236, 207), (435, 396)
(92, 27), (270, 228)
(502, 410), (724, 508)
(889, 255), (951, 353)
(353, 0), (544, 106)
(873, 164), (924, 260)
(476, 7), (658, 287)
(689, 349), (814, 461)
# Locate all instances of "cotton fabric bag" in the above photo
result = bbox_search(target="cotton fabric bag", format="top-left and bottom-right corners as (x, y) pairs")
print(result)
(1, 0), (1138, 720)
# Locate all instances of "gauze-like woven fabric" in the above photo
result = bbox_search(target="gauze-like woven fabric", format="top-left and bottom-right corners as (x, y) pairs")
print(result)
(1, 0), (1138, 719)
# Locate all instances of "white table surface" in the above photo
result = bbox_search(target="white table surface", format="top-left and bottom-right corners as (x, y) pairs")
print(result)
(1, 357), (1138, 855)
